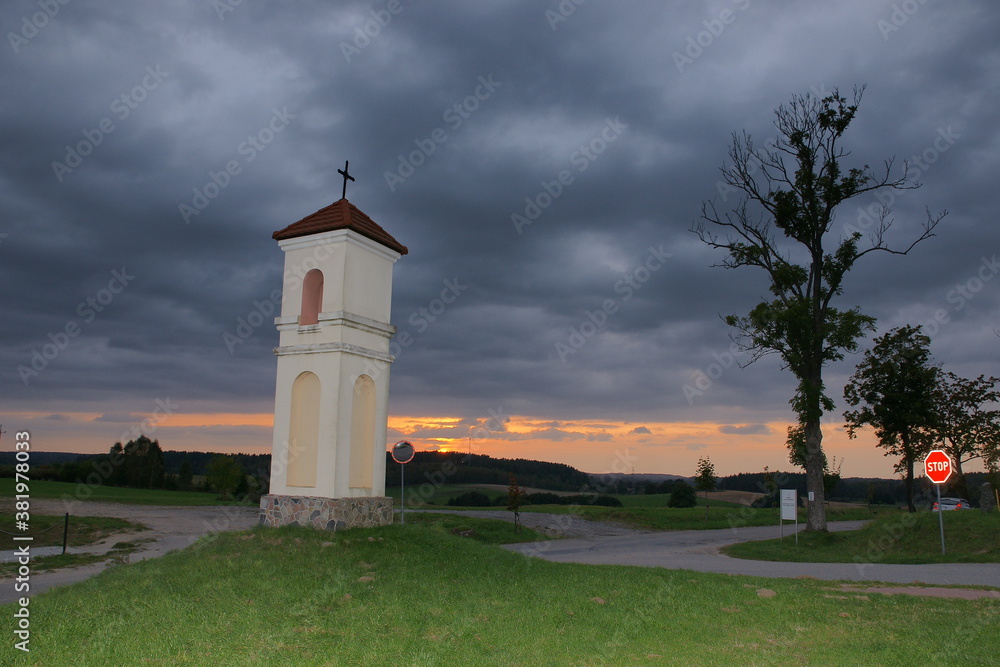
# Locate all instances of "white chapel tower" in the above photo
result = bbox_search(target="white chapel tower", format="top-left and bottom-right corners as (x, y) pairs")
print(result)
(260, 175), (407, 530)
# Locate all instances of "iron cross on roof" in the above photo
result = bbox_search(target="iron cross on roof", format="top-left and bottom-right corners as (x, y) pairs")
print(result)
(338, 160), (355, 200)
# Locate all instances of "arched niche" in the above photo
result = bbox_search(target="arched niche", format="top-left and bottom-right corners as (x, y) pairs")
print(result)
(349, 374), (376, 489)
(287, 371), (320, 487)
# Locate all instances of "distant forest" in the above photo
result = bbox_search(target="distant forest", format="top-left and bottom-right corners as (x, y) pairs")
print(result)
(1, 448), (993, 505)
(383, 452), (591, 491)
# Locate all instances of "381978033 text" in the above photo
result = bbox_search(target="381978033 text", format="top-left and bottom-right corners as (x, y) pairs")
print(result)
(12, 431), (32, 653)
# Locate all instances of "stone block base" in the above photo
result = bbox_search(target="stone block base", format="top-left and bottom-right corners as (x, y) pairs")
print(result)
(259, 494), (393, 531)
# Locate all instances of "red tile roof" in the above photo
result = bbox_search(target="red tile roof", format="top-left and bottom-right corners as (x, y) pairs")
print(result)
(272, 198), (408, 255)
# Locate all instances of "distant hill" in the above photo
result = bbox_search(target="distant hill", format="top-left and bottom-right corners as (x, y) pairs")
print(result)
(0, 451), (84, 466)
(385, 452), (591, 492)
(590, 472), (689, 483)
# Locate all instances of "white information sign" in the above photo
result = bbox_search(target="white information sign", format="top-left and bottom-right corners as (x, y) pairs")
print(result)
(780, 489), (797, 521)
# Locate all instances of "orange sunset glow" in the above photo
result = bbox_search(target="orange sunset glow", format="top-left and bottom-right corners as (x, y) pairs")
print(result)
(6, 404), (967, 479)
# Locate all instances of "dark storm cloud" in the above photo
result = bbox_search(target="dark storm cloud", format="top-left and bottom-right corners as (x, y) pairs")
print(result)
(2, 0), (998, 440)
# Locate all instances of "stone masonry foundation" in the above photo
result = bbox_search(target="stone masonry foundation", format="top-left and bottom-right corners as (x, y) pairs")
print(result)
(259, 494), (393, 531)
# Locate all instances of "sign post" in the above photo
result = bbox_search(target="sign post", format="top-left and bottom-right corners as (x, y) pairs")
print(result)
(392, 441), (415, 525)
(924, 449), (953, 555)
(780, 489), (798, 545)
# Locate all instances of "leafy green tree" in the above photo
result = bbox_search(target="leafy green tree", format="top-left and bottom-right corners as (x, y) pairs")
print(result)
(932, 371), (1000, 497)
(823, 456), (843, 504)
(694, 456), (717, 517)
(695, 87), (944, 530)
(667, 480), (697, 508)
(206, 455), (244, 500)
(787, 425), (843, 507)
(110, 435), (164, 489)
(178, 460), (194, 490)
(844, 325), (939, 512)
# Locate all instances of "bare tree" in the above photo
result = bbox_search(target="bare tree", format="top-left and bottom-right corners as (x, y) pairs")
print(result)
(694, 87), (945, 530)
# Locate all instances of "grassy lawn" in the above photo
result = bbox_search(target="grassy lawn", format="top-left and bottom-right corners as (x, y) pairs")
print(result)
(519, 504), (873, 531)
(3, 522), (996, 665)
(724, 510), (1000, 564)
(396, 512), (549, 545)
(0, 479), (251, 506)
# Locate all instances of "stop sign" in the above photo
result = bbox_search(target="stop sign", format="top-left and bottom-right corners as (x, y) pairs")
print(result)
(924, 450), (953, 484)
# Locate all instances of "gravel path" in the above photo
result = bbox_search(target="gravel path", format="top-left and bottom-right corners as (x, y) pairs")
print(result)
(0, 499), (259, 604)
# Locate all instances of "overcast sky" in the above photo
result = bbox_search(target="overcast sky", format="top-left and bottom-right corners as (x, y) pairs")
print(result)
(3, 0), (998, 477)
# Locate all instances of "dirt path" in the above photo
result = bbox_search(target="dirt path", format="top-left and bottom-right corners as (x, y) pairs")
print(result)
(0, 499), (259, 604)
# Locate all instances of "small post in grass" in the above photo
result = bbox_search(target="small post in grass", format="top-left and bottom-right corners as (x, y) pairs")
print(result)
(62, 513), (69, 555)
(924, 449), (952, 556)
(392, 441), (415, 525)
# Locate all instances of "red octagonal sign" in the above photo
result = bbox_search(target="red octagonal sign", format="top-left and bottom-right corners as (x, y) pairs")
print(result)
(924, 449), (953, 485)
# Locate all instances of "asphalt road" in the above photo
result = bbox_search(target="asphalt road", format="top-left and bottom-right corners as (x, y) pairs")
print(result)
(502, 520), (1000, 587)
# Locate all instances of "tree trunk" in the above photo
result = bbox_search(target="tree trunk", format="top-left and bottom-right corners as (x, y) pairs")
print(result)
(804, 417), (827, 531)
(951, 458), (968, 499)
(904, 457), (916, 513)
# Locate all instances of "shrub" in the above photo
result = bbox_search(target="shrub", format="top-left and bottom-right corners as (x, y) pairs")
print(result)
(526, 492), (562, 505)
(667, 481), (697, 508)
(447, 491), (492, 507)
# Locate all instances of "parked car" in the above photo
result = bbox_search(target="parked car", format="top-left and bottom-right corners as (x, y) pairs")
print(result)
(933, 497), (973, 511)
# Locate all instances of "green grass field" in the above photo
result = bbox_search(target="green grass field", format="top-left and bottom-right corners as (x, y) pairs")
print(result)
(724, 510), (1000, 564)
(395, 512), (549, 545)
(0, 479), (250, 506)
(3, 521), (996, 665)
(519, 503), (873, 531)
